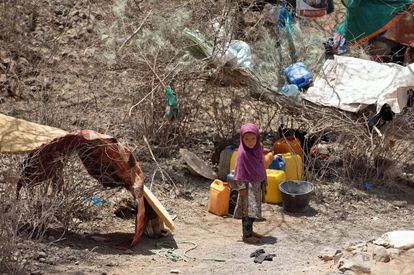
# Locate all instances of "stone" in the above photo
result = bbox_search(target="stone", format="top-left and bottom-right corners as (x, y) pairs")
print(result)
(373, 246), (390, 263)
(170, 270), (180, 274)
(345, 241), (365, 252)
(339, 252), (372, 274)
(334, 252), (344, 265)
(374, 231), (414, 249)
(392, 200), (408, 208)
(37, 251), (47, 259)
(405, 248), (414, 256)
(319, 247), (341, 261)
(387, 248), (401, 259)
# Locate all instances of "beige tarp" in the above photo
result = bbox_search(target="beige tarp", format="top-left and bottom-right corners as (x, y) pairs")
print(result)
(0, 113), (68, 153)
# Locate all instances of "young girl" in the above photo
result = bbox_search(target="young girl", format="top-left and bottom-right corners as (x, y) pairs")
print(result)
(233, 123), (267, 244)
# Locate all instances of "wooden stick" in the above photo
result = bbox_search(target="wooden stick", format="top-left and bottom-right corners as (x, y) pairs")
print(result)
(117, 10), (152, 55)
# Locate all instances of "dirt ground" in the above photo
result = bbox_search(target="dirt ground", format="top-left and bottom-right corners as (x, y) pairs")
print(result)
(14, 162), (413, 275)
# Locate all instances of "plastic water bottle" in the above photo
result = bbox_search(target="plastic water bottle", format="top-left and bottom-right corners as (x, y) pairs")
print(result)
(269, 154), (285, 171)
(281, 84), (299, 98)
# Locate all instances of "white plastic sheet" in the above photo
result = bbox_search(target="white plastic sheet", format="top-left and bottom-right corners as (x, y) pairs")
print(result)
(303, 56), (414, 113)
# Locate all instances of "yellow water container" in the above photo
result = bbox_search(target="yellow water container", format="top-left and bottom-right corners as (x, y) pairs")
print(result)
(229, 149), (238, 172)
(264, 152), (274, 169)
(265, 169), (286, 204)
(208, 179), (230, 216)
(283, 153), (303, 180)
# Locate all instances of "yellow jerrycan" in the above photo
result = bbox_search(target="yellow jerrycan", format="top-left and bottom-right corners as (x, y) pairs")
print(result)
(265, 169), (286, 204)
(229, 149), (238, 172)
(283, 153), (303, 180)
(208, 179), (230, 216)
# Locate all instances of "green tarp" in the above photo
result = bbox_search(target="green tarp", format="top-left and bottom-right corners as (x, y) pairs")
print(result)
(337, 0), (414, 44)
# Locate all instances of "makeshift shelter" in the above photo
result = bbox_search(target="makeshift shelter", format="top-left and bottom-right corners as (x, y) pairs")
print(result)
(1, 113), (174, 247)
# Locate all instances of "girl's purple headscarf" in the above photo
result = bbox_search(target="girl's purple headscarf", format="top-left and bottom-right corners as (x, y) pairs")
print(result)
(233, 123), (266, 182)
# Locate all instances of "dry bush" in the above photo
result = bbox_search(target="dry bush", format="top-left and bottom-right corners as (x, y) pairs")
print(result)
(0, 170), (25, 274)
(0, 153), (108, 273)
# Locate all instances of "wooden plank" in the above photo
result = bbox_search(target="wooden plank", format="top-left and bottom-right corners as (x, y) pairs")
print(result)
(0, 113), (68, 153)
(143, 185), (175, 231)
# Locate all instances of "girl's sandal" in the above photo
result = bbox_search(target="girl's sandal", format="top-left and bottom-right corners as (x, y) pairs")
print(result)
(243, 236), (260, 244)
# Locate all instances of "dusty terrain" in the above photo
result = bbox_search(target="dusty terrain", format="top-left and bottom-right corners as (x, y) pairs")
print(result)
(1, 0), (413, 274)
(9, 161), (414, 274)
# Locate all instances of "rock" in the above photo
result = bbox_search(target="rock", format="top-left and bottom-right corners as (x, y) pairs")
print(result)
(372, 258), (414, 274)
(392, 200), (408, 208)
(405, 248), (414, 256)
(374, 231), (414, 249)
(387, 248), (401, 259)
(334, 252), (343, 265)
(170, 270), (180, 274)
(38, 257), (46, 263)
(373, 246), (390, 263)
(319, 247), (341, 261)
(339, 252), (372, 274)
(37, 251), (47, 259)
(345, 242), (366, 252)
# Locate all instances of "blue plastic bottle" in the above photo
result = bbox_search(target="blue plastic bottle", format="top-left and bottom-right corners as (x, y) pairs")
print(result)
(269, 154), (285, 171)
(284, 62), (312, 89)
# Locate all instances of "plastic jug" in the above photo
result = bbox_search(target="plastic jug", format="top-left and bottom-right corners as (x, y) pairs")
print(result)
(283, 153), (303, 180)
(229, 149), (238, 172)
(284, 62), (312, 89)
(269, 154), (285, 170)
(217, 147), (234, 181)
(273, 136), (303, 157)
(265, 169), (286, 204)
(208, 179), (230, 216)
